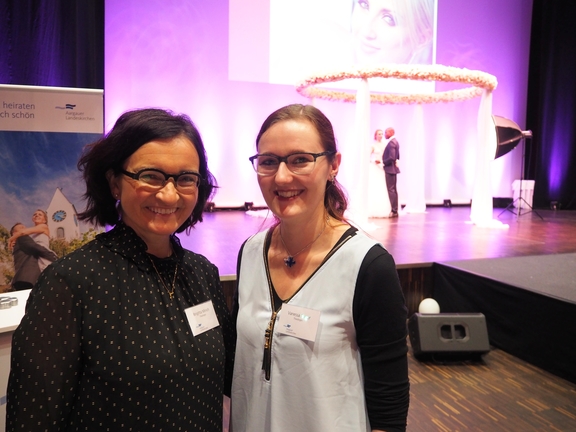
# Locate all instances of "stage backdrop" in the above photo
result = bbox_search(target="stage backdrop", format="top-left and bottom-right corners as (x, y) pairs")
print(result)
(104, 0), (532, 209)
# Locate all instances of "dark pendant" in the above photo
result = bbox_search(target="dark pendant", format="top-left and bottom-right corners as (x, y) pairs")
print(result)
(284, 256), (296, 268)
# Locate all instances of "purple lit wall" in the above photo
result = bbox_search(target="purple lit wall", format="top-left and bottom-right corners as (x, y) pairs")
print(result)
(105, 0), (533, 207)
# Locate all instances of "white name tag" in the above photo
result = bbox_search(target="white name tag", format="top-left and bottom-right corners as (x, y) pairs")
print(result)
(185, 300), (220, 336)
(277, 303), (321, 342)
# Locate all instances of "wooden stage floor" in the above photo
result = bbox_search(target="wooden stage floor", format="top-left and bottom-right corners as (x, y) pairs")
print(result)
(178, 206), (576, 278)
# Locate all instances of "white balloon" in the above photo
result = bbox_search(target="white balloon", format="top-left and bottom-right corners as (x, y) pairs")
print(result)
(418, 298), (440, 314)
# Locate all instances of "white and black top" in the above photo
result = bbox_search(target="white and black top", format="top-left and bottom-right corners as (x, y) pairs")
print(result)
(231, 227), (409, 432)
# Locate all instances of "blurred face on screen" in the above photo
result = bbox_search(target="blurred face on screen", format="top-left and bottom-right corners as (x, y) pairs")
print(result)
(351, 0), (414, 65)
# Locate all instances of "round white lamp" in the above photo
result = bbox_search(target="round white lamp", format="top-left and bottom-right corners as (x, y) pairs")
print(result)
(418, 298), (440, 314)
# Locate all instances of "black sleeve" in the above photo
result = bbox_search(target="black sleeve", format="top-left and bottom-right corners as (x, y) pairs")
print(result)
(353, 245), (409, 432)
(7, 265), (82, 430)
(382, 144), (393, 167)
(17, 236), (58, 261)
(232, 239), (247, 325)
(383, 140), (399, 167)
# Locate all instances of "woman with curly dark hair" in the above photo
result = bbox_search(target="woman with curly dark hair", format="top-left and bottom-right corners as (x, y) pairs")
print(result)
(8, 108), (235, 431)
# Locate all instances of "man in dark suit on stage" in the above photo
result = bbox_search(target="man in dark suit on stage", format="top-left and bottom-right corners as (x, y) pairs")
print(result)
(382, 127), (401, 218)
(10, 222), (58, 291)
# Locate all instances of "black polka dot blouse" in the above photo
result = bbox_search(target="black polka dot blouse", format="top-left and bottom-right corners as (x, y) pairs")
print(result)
(7, 222), (235, 431)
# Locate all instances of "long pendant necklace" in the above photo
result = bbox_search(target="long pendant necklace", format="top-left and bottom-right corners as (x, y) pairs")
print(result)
(279, 224), (326, 268)
(149, 257), (179, 300)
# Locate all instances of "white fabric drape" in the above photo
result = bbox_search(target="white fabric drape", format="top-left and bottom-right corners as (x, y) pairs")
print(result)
(305, 76), (506, 229)
(402, 104), (426, 213)
(470, 89), (507, 228)
(347, 78), (372, 228)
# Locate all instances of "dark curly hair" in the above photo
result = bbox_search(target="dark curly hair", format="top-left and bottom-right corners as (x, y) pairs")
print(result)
(77, 108), (217, 232)
(255, 104), (348, 221)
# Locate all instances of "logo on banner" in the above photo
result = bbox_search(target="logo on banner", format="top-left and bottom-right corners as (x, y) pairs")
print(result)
(55, 104), (77, 110)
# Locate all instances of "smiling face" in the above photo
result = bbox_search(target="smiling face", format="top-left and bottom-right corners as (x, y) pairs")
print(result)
(256, 119), (340, 225)
(32, 210), (47, 225)
(351, 0), (413, 65)
(108, 135), (200, 252)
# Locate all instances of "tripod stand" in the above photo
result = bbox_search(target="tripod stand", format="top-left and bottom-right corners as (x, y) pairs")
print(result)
(498, 132), (543, 220)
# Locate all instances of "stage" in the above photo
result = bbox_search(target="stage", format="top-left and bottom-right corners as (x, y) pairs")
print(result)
(179, 206), (576, 275)
(434, 253), (576, 384)
(178, 205), (576, 312)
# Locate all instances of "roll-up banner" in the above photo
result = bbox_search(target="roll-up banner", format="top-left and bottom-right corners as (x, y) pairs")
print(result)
(0, 84), (103, 290)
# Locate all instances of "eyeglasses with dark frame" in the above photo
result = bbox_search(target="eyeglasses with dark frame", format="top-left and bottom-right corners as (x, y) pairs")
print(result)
(249, 151), (336, 176)
(120, 168), (202, 194)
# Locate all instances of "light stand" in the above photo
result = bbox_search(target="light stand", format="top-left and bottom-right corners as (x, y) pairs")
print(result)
(498, 130), (543, 220)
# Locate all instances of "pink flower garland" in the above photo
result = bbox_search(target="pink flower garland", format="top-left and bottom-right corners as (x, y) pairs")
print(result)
(295, 65), (498, 105)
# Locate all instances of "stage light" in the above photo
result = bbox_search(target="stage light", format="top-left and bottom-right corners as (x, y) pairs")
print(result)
(443, 199), (452, 207)
(204, 202), (215, 212)
(244, 202), (254, 211)
(493, 115), (543, 220)
(492, 115), (532, 159)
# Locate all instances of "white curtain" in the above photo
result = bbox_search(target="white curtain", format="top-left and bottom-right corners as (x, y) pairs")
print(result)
(470, 89), (506, 227)
(346, 78), (371, 228)
(402, 104), (427, 213)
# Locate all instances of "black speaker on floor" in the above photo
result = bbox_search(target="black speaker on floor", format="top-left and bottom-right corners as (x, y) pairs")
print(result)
(408, 313), (490, 361)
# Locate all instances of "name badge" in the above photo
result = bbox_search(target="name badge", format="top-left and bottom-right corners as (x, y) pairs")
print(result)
(277, 303), (321, 342)
(185, 300), (220, 336)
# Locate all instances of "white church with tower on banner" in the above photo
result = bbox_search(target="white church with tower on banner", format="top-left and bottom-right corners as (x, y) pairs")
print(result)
(46, 188), (81, 241)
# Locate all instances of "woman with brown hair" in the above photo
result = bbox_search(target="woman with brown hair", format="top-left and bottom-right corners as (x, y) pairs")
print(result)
(231, 104), (409, 431)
